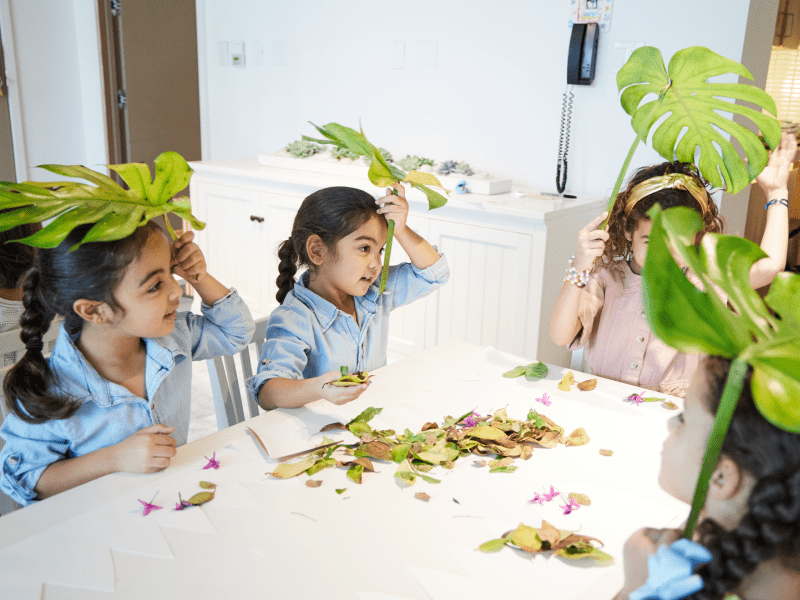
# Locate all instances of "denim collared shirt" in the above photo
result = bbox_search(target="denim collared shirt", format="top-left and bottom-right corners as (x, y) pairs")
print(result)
(247, 255), (449, 398)
(0, 289), (254, 506)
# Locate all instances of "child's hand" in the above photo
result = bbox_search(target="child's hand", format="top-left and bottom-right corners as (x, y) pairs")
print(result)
(171, 230), (207, 282)
(756, 131), (797, 197)
(575, 212), (610, 271)
(318, 370), (370, 406)
(615, 527), (681, 600)
(113, 424), (177, 474)
(377, 183), (409, 235)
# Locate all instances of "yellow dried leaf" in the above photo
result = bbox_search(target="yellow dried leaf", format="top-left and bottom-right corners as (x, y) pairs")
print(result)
(565, 427), (590, 447)
(520, 445), (533, 460)
(267, 455), (317, 479)
(414, 492), (431, 502)
(537, 520), (561, 548)
(568, 492), (592, 506)
(305, 480), (323, 488)
(662, 401), (679, 410)
(198, 481), (216, 489)
(558, 371), (576, 392)
(599, 449), (614, 456)
(577, 378), (597, 391)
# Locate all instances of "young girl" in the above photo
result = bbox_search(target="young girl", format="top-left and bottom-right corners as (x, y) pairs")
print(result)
(247, 184), (449, 409)
(0, 221), (254, 505)
(550, 132), (795, 396)
(615, 356), (800, 599)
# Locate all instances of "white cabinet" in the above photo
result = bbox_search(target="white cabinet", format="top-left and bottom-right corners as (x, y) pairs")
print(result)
(189, 159), (605, 367)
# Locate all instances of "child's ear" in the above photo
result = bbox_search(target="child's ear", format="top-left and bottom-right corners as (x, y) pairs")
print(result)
(73, 299), (111, 325)
(306, 234), (327, 266)
(707, 456), (745, 502)
(624, 228), (633, 242)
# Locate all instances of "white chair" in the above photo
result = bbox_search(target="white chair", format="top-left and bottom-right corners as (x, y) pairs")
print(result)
(0, 364), (19, 515)
(0, 321), (61, 368)
(207, 316), (269, 430)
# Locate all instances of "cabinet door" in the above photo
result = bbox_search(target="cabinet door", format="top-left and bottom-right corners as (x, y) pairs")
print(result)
(424, 220), (532, 356)
(192, 182), (263, 310)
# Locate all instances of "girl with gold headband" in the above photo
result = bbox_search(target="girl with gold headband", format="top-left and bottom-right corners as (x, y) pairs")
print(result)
(549, 132), (796, 397)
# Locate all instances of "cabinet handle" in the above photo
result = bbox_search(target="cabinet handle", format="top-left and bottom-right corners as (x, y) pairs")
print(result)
(250, 215), (265, 223)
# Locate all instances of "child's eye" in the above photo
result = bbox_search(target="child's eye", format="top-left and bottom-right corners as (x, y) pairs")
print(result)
(148, 280), (162, 293)
(379, 247), (384, 255)
(359, 245), (370, 253)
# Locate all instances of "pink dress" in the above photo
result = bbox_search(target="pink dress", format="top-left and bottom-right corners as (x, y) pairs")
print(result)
(568, 260), (698, 397)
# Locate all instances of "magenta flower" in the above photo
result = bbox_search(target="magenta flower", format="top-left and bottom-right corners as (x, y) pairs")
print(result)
(528, 492), (544, 505)
(626, 392), (644, 406)
(462, 409), (480, 428)
(138, 493), (162, 516)
(543, 486), (560, 502)
(535, 392), (551, 407)
(174, 493), (192, 511)
(561, 497), (579, 515)
(203, 452), (220, 470)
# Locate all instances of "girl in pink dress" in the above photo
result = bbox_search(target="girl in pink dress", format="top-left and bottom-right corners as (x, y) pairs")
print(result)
(549, 133), (795, 397)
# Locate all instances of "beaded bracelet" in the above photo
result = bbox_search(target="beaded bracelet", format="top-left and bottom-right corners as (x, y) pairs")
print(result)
(765, 198), (789, 209)
(565, 256), (591, 288)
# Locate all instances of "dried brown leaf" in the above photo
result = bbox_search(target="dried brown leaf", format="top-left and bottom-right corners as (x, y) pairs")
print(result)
(564, 427), (590, 447)
(359, 440), (393, 461)
(577, 378), (597, 391)
(538, 520), (561, 548)
(319, 422), (347, 432)
(421, 422), (439, 431)
(474, 460), (488, 467)
(536, 431), (561, 449)
(568, 492), (592, 506)
(305, 480), (323, 488)
(415, 492), (431, 502)
(599, 449), (614, 456)
(520, 445), (534, 460)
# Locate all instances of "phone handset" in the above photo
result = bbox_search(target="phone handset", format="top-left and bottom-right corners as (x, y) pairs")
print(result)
(557, 23), (600, 194)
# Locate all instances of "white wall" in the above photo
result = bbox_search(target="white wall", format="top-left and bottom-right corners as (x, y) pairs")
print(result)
(1, 0), (107, 182)
(197, 0), (755, 200)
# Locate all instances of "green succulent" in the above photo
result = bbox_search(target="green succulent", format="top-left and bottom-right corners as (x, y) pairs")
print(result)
(286, 140), (321, 158)
(331, 146), (360, 161)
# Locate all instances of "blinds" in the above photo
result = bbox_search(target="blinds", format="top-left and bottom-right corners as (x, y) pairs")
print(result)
(765, 46), (800, 123)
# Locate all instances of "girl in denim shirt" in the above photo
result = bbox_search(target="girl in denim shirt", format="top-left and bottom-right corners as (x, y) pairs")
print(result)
(0, 221), (254, 505)
(248, 184), (449, 409)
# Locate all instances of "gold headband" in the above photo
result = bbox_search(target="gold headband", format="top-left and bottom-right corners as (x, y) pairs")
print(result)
(624, 173), (709, 216)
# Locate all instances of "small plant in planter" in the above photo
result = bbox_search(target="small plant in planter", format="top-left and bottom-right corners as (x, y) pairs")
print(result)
(0, 151), (204, 249)
(302, 122), (449, 294)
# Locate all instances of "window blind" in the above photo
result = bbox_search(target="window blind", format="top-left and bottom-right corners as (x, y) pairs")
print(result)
(765, 46), (800, 123)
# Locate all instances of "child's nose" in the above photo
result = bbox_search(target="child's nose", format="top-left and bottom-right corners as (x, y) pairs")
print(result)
(168, 276), (183, 299)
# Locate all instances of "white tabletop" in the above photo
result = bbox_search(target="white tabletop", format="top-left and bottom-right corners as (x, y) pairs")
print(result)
(0, 341), (687, 600)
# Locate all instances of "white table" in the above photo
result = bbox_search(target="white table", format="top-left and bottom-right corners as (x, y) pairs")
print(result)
(0, 341), (687, 600)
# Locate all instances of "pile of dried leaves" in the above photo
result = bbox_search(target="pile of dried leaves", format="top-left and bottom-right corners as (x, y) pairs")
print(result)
(479, 521), (613, 565)
(268, 406), (590, 487)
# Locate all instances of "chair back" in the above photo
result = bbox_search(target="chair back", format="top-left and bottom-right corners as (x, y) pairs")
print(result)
(0, 320), (61, 368)
(0, 364), (19, 515)
(207, 316), (269, 429)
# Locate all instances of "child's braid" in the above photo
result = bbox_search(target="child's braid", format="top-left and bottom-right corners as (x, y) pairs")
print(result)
(276, 239), (299, 304)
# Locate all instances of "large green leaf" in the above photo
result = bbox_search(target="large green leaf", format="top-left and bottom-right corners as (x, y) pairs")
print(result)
(0, 151), (204, 249)
(617, 46), (780, 194)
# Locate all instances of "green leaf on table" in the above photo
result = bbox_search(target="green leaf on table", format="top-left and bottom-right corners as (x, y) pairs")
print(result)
(187, 491), (215, 506)
(524, 362), (549, 382)
(346, 464), (365, 484)
(617, 46), (779, 194)
(348, 407), (383, 425)
(198, 481), (216, 489)
(267, 456), (317, 479)
(306, 457), (336, 476)
(0, 152), (203, 249)
(502, 366), (527, 378)
(391, 442), (412, 463)
(478, 538), (508, 553)
(335, 488), (347, 495)
(394, 459), (417, 487)
(348, 422), (373, 437)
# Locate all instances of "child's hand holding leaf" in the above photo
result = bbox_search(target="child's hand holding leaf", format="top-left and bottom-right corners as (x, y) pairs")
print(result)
(318, 370), (370, 406)
(575, 212), (609, 272)
(171, 230), (207, 282)
(376, 183), (409, 235)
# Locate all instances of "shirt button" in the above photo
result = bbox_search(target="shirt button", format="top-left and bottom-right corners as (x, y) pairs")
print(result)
(630, 362), (639, 369)
(636, 336), (645, 343)
(641, 312), (646, 318)
(8, 456), (18, 464)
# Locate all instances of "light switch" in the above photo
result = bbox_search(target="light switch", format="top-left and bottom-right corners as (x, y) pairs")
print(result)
(415, 41), (437, 71)
(614, 41), (645, 69)
(391, 41), (405, 69)
(231, 41), (245, 68)
(217, 41), (229, 67)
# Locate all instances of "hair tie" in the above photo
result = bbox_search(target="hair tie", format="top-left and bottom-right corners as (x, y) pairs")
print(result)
(625, 173), (710, 217)
(25, 338), (44, 352)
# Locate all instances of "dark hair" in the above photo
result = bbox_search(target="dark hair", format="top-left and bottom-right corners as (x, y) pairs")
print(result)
(276, 186), (378, 304)
(3, 222), (157, 424)
(0, 210), (42, 289)
(602, 162), (724, 265)
(687, 356), (800, 599)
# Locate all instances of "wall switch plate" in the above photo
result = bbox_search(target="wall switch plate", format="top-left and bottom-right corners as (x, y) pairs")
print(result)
(614, 41), (645, 69)
(415, 41), (437, 70)
(217, 41), (229, 67)
(391, 41), (405, 69)
(231, 41), (245, 68)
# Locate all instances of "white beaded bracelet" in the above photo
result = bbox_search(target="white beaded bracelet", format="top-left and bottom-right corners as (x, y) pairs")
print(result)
(565, 256), (591, 288)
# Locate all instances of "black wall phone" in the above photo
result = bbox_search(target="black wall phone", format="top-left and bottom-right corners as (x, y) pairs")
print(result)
(556, 23), (600, 193)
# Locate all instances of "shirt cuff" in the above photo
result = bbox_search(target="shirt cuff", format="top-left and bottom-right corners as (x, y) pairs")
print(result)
(2, 453), (45, 506)
(412, 252), (449, 283)
(200, 287), (240, 310)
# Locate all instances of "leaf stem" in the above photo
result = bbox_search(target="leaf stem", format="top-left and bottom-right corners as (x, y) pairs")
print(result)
(600, 132), (645, 230)
(162, 214), (177, 240)
(682, 357), (748, 539)
(378, 189), (397, 296)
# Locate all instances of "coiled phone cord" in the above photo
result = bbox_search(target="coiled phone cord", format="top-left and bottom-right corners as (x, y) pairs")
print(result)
(556, 85), (574, 194)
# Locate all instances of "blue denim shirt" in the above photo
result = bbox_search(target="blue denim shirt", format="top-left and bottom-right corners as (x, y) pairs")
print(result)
(247, 255), (449, 398)
(0, 289), (254, 506)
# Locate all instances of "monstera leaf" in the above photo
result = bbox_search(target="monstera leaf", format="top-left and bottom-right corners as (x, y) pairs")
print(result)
(0, 151), (204, 249)
(642, 205), (800, 536)
(603, 46), (781, 225)
(304, 122), (449, 294)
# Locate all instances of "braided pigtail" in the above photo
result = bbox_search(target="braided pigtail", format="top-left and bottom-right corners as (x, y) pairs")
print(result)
(3, 268), (78, 423)
(684, 356), (800, 598)
(276, 238), (299, 304)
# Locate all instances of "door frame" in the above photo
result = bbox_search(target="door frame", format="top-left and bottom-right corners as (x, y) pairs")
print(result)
(0, 0), (29, 181)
